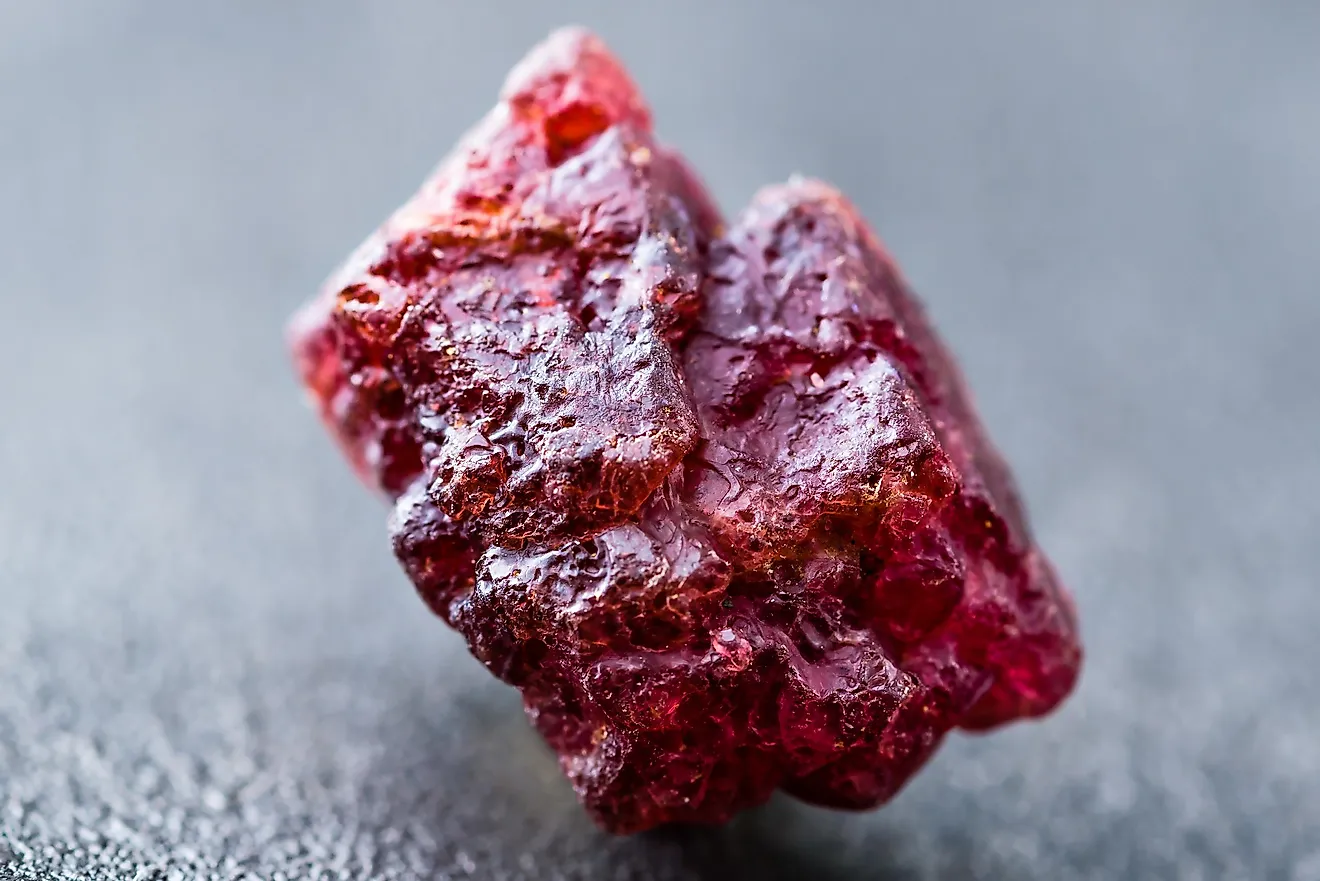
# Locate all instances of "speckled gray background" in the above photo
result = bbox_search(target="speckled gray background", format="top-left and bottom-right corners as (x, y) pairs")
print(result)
(2, 2), (1318, 879)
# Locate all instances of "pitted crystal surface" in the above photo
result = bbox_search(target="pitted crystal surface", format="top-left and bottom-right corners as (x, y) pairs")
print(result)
(290, 26), (1081, 834)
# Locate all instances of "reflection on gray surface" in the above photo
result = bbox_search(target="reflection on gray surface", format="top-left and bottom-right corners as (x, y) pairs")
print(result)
(2, 2), (1317, 878)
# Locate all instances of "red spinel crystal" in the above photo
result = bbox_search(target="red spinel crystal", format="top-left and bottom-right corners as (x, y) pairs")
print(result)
(289, 26), (1081, 834)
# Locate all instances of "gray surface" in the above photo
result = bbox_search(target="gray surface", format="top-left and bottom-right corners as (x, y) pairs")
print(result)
(1, 1), (1318, 879)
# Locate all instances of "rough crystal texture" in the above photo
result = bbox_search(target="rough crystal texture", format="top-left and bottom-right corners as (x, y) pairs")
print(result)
(289, 26), (1082, 834)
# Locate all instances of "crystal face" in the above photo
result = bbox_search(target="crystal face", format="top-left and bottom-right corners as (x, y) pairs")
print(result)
(289, 27), (1081, 834)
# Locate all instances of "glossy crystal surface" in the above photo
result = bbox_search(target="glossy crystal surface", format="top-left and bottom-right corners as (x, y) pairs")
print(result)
(289, 27), (1081, 834)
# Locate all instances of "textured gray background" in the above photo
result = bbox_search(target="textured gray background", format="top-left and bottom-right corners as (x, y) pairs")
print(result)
(2, 2), (1318, 879)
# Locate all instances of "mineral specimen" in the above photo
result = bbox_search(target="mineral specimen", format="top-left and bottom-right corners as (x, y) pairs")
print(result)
(289, 26), (1081, 834)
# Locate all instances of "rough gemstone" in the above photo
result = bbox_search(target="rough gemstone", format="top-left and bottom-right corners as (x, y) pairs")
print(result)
(289, 26), (1082, 834)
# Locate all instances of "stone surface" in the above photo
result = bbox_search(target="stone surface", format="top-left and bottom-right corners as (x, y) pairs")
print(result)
(290, 28), (1080, 833)
(3, 1), (1318, 877)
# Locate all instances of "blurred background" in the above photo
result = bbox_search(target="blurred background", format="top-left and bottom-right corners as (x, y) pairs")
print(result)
(2, 2), (1317, 879)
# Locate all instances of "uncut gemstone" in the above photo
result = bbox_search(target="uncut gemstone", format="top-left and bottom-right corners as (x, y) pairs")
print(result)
(289, 26), (1081, 834)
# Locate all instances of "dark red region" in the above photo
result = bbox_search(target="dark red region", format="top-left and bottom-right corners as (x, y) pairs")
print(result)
(289, 26), (1081, 834)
